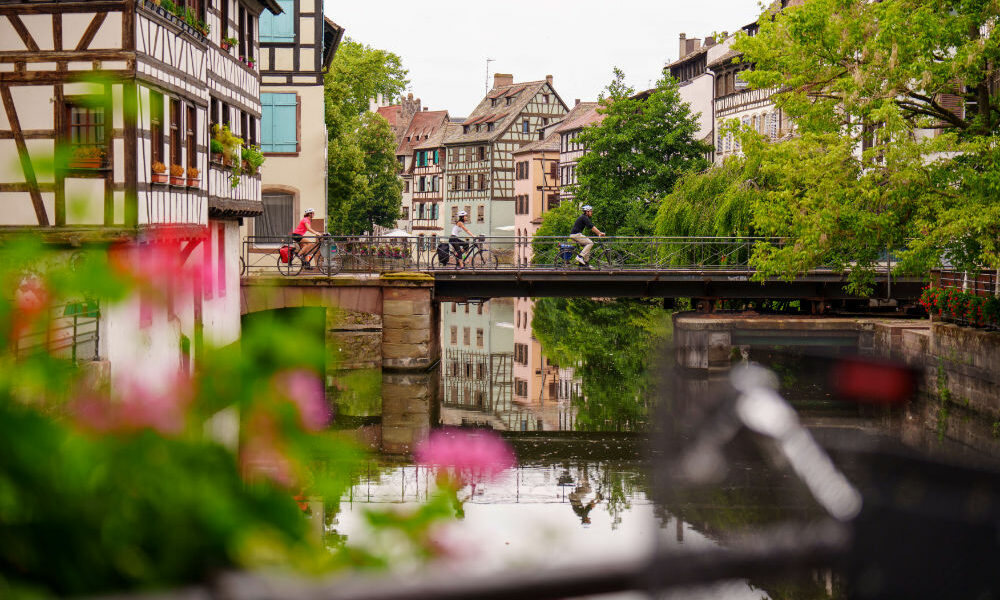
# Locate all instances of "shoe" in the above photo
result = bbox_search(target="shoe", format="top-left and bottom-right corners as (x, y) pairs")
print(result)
(585, 263), (596, 270)
(303, 264), (314, 271)
(575, 258), (587, 267)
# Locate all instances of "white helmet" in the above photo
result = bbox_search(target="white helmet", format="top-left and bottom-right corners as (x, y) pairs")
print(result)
(457, 210), (468, 217)
(304, 208), (315, 215)
(582, 205), (593, 212)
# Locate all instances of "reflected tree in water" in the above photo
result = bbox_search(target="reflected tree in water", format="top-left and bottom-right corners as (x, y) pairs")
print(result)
(532, 299), (670, 432)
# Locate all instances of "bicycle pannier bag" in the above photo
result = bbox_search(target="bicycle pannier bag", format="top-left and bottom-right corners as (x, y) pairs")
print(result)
(279, 245), (291, 264)
(559, 243), (574, 262)
(436, 242), (450, 265)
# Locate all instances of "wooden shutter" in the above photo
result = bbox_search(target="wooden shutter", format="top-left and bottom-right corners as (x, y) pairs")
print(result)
(261, 93), (297, 153)
(261, 0), (295, 43)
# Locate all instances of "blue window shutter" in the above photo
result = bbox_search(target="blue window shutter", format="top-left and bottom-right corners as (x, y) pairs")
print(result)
(260, 0), (295, 43)
(261, 93), (297, 153)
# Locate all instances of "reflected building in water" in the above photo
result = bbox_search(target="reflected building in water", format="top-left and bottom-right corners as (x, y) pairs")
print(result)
(440, 298), (579, 431)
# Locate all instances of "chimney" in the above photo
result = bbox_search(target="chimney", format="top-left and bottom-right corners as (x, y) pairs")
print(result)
(687, 38), (701, 56)
(575, 99), (581, 106)
(545, 74), (553, 86)
(705, 36), (716, 47)
(493, 73), (514, 89)
(679, 33), (687, 58)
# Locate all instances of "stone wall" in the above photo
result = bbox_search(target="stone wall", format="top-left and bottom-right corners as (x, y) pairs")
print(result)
(382, 284), (439, 371)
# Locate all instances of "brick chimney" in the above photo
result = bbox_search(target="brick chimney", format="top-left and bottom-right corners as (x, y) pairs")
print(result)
(575, 99), (581, 106)
(545, 74), (553, 86)
(704, 36), (716, 47)
(493, 73), (514, 89)
(687, 38), (701, 56)
(679, 33), (687, 58)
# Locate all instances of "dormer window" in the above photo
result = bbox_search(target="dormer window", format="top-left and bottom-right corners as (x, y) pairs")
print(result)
(463, 125), (470, 134)
(491, 99), (498, 107)
(505, 97), (512, 106)
(487, 123), (494, 132)
(542, 94), (550, 103)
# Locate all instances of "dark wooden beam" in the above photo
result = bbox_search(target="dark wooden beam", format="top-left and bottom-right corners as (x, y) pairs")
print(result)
(52, 13), (62, 52)
(54, 83), (65, 226)
(0, 129), (56, 139)
(0, 50), (132, 64)
(1, 86), (49, 226)
(0, 182), (56, 193)
(123, 81), (138, 227)
(0, 2), (124, 15)
(0, 69), (133, 85)
(76, 12), (109, 51)
(8, 15), (40, 52)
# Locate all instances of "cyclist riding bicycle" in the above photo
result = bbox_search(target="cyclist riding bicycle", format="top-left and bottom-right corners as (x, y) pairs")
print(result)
(291, 208), (321, 270)
(570, 205), (605, 268)
(450, 210), (474, 268)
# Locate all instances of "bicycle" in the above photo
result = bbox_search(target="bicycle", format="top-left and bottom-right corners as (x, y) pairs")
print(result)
(277, 234), (340, 276)
(444, 236), (498, 269)
(556, 237), (624, 269)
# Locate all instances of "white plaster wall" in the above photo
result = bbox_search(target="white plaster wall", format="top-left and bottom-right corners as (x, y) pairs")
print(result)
(679, 74), (715, 140)
(0, 192), (55, 225)
(259, 85), (327, 221)
(202, 220), (242, 348)
(65, 177), (106, 225)
(103, 287), (185, 394)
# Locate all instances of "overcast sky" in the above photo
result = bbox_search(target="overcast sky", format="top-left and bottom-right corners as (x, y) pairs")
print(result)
(323, 1), (765, 117)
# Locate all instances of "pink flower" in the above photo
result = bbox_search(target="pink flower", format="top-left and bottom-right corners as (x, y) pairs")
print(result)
(72, 374), (191, 435)
(415, 429), (515, 484)
(109, 229), (210, 299)
(13, 276), (49, 338)
(274, 369), (329, 431)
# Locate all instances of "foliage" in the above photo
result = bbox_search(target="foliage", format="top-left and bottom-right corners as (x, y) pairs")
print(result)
(531, 298), (670, 431)
(212, 124), (243, 161)
(210, 139), (224, 156)
(327, 112), (404, 235)
(186, 167), (199, 178)
(654, 157), (756, 238)
(151, 161), (166, 174)
(726, 0), (1000, 287)
(169, 164), (184, 177)
(919, 285), (1000, 329)
(555, 68), (710, 236)
(0, 236), (462, 597)
(324, 39), (408, 235)
(242, 145), (265, 176)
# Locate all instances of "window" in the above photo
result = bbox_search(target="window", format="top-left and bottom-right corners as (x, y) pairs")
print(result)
(451, 206), (457, 221)
(476, 328), (484, 348)
(522, 120), (529, 134)
(186, 104), (196, 168)
(465, 175), (472, 190)
(418, 176), (426, 192)
(516, 160), (528, 180)
(169, 98), (181, 166)
(477, 146), (486, 161)
(542, 94), (550, 103)
(450, 326), (457, 345)
(238, 6), (246, 59)
(547, 194), (560, 210)
(245, 11), (255, 61)
(549, 161), (558, 180)
(221, 101), (230, 127)
(401, 207), (409, 219)
(478, 173), (486, 190)
(464, 205), (471, 219)
(255, 193), (294, 237)
(150, 91), (163, 165)
(220, 0), (228, 39)
(260, 0), (294, 43)
(463, 327), (470, 346)
(404, 180), (409, 192)
(487, 122), (494, 132)
(477, 205), (484, 223)
(463, 125), (470, 134)
(261, 93), (297, 153)
(248, 115), (257, 146)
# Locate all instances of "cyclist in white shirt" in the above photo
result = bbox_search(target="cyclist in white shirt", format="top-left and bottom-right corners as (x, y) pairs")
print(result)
(450, 211), (474, 268)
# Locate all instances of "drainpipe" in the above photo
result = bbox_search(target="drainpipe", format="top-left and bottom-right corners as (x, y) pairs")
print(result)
(707, 70), (717, 162)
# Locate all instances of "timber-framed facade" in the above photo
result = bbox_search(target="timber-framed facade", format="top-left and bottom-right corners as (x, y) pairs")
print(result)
(442, 74), (568, 237)
(0, 0), (280, 388)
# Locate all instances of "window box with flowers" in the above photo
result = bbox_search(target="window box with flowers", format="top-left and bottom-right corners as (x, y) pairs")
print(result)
(210, 139), (225, 165)
(69, 146), (106, 170)
(221, 36), (237, 52)
(151, 161), (168, 184)
(920, 286), (1000, 330)
(186, 167), (200, 188)
(169, 164), (185, 186)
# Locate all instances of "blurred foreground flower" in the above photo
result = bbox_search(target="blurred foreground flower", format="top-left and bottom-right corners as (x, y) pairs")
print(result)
(415, 428), (515, 485)
(274, 369), (330, 431)
(73, 374), (192, 435)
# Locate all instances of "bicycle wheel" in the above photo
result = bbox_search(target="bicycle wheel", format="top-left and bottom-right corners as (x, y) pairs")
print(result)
(277, 253), (303, 276)
(598, 248), (624, 269)
(470, 250), (498, 270)
(319, 249), (342, 276)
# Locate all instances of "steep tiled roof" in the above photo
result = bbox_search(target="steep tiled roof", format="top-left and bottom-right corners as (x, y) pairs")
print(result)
(376, 105), (401, 127)
(513, 131), (560, 155)
(397, 110), (449, 157)
(666, 44), (712, 70)
(554, 102), (602, 133)
(708, 49), (743, 69)
(444, 79), (557, 145)
(413, 120), (454, 151)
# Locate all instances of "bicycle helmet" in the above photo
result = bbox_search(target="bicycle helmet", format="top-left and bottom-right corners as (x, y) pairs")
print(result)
(582, 205), (593, 212)
(304, 208), (315, 215)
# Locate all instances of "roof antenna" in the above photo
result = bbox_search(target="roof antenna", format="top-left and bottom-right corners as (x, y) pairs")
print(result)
(485, 58), (495, 94)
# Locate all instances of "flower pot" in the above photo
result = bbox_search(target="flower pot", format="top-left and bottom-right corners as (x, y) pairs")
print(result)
(221, 41), (231, 51)
(69, 158), (103, 169)
(187, 178), (200, 188)
(151, 173), (169, 184)
(170, 176), (186, 186)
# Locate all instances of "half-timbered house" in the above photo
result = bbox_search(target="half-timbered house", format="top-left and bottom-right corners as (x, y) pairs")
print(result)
(0, 0), (280, 388)
(442, 74), (568, 237)
(512, 131), (559, 258)
(402, 109), (448, 237)
(553, 101), (600, 205)
(253, 0), (342, 239)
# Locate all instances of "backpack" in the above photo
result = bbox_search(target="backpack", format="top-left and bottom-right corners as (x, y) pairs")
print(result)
(436, 242), (450, 265)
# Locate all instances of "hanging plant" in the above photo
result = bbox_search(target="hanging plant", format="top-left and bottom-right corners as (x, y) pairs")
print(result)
(242, 144), (265, 176)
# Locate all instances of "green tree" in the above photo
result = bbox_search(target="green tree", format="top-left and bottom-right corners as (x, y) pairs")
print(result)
(324, 39), (408, 235)
(728, 0), (1000, 285)
(557, 69), (710, 236)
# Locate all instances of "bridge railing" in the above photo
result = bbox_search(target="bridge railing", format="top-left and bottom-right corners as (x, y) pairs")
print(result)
(241, 235), (789, 275)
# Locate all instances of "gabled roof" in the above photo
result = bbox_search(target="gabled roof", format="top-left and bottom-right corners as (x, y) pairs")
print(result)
(376, 105), (401, 127)
(553, 102), (602, 134)
(708, 49), (743, 69)
(322, 17), (345, 71)
(444, 79), (567, 145)
(397, 110), (449, 157)
(512, 131), (561, 155)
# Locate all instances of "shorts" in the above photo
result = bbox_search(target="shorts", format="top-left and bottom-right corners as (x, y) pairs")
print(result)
(449, 236), (468, 256)
(291, 233), (304, 244)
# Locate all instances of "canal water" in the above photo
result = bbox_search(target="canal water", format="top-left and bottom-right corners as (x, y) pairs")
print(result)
(328, 298), (1000, 599)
